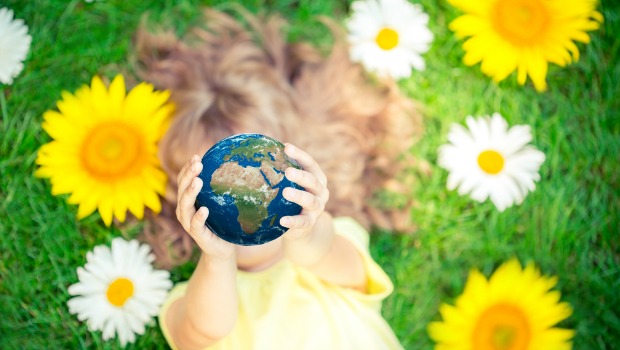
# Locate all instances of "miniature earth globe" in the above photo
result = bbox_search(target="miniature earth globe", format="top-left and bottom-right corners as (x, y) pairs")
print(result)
(195, 133), (303, 245)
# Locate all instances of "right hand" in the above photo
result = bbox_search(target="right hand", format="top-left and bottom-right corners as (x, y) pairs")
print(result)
(176, 154), (236, 262)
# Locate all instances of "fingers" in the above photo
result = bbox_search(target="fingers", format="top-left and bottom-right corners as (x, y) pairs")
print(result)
(281, 144), (330, 238)
(176, 157), (194, 185)
(177, 177), (203, 230)
(285, 167), (324, 197)
(283, 187), (323, 212)
(189, 206), (210, 235)
(284, 144), (329, 204)
(176, 155), (197, 187)
(175, 154), (203, 232)
(178, 155), (202, 194)
(280, 214), (312, 230)
(280, 187), (325, 232)
(284, 144), (327, 186)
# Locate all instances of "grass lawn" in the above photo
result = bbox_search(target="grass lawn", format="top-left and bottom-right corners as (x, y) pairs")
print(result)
(1, 0), (618, 349)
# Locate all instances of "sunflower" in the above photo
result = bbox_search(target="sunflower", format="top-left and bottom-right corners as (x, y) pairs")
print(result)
(347, 0), (434, 79)
(448, 0), (603, 91)
(67, 238), (172, 347)
(438, 113), (545, 212)
(0, 7), (32, 85)
(35, 75), (174, 226)
(428, 259), (574, 350)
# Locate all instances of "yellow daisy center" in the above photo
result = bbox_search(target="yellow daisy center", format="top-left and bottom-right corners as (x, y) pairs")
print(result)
(376, 28), (399, 50)
(478, 150), (504, 174)
(491, 0), (550, 46)
(106, 277), (134, 307)
(473, 303), (530, 350)
(81, 121), (146, 181)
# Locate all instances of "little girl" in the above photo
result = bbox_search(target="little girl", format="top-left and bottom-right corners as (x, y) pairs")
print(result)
(136, 8), (421, 350)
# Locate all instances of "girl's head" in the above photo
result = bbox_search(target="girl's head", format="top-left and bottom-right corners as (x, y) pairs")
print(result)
(135, 8), (422, 269)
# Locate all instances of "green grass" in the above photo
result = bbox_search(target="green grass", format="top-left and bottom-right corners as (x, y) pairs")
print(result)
(1, 0), (618, 349)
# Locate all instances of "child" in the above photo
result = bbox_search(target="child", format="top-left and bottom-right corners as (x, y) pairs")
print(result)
(136, 8), (421, 349)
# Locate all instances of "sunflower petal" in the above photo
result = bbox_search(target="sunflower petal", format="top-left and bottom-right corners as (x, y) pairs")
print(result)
(428, 259), (574, 349)
(36, 74), (172, 226)
(448, 0), (602, 91)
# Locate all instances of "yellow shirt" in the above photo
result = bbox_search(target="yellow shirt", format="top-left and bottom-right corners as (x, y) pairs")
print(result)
(159, 217), (403, 350)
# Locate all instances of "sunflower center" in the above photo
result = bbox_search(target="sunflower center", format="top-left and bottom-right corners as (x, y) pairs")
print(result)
(81, 121), (146, 180)
(491, 0), (550, 46)
(478, 150), (505, 174)
(106, 277), (134, 307)
(376, 28), (399, 50)
(473, 303), (530, 350)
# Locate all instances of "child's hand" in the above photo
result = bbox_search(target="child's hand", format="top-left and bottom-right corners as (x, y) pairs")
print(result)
(280, 144), (330, 241)
(176, 155), (236, 262)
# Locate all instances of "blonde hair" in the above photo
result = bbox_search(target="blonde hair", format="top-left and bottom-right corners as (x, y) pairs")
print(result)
(135, 8), (422, 268)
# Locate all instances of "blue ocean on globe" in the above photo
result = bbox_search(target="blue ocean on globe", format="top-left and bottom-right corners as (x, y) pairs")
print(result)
(195, 133), (303, 245)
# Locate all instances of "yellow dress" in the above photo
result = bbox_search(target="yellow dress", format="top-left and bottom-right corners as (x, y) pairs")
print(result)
(159, 217), (403, 350)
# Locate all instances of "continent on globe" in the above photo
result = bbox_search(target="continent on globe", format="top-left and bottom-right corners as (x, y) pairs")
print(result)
(211, 161), (283, 234)
(195, 133), (304, 246)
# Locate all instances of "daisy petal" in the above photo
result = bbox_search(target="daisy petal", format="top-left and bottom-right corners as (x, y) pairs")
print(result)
(0, 8), (32, 84)
(66, 239), (172, 345)
(346, 0), (433, 79)
(437, 113), (545, 211)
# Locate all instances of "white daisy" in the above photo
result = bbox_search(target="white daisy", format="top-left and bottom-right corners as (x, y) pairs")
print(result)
(67, 238), (172, 347)
(0, 7), (32, 85)
(438, 113), (545, 212)
(346, 0), (433, 79)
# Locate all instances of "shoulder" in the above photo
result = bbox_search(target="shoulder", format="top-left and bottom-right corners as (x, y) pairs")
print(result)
(333, 217), (371, 250)
(332, 217), (394, 304)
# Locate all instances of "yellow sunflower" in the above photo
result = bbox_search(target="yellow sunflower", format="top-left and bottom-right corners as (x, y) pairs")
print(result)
(448, 0), (603, 91)
(428, 259), (574, 350)
(36, 75), (174, 226)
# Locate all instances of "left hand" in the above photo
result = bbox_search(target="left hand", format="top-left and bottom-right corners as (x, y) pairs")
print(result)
(280, 143), (330, 241)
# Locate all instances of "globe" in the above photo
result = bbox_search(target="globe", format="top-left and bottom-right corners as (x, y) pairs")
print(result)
(195, 133), (303, 245)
